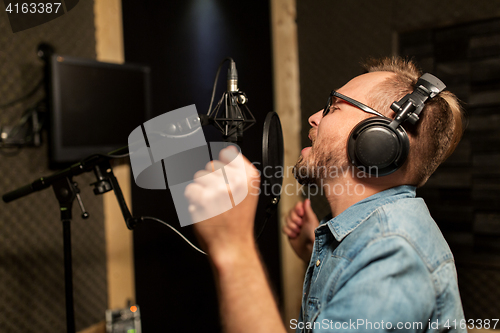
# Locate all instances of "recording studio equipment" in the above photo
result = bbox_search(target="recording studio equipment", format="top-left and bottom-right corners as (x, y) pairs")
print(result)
(3, 149), (137, 226)
(205, 57), (256, 145)
(203, 58), (284, 233)
(203, 57), (284, 203)
(262, 111), (284, 208)
(256, 111), (284, 239)
(347, 73), (446, 176)
(44, 49), (151, 168)
(106, 305), (142, 333)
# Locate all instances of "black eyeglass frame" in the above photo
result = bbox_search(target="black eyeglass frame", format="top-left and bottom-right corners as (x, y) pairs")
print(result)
(323, 90), (386, 118)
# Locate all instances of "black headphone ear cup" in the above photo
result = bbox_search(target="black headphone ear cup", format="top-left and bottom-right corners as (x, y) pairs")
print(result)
(347, 117), (409, 176)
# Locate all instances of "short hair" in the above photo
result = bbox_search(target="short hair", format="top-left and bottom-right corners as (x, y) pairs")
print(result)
(363, 57), (465, 187)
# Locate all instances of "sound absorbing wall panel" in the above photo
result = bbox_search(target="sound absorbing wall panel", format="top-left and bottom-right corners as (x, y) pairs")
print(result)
(0, 2), (107, 332)
(400, 18), (500, 320)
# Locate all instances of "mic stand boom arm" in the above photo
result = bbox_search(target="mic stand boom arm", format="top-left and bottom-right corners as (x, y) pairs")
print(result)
(2, 149), (139, 230)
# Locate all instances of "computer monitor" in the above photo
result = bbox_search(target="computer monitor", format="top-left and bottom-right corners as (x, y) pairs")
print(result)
(48, 54), (151, 168)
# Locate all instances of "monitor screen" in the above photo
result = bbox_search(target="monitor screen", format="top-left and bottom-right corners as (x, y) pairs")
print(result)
(49, 54), (151, 167)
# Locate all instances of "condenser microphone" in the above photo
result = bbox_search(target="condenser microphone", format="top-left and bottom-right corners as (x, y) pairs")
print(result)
(206, 58), (256, 144)
(225, 60), (243, 144)
(227, 60), (238, 92)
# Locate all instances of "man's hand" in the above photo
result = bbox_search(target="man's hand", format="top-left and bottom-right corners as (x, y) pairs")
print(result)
(184, 146), (286, 333)
(184, 145), (260, 261)
(283, 199), (319, 262)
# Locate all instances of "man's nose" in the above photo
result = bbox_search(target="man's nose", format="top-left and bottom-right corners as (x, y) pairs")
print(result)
(308, 110), (323, 127)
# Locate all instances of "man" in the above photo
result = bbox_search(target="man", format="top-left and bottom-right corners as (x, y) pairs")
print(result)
(185, 57), (466, 332)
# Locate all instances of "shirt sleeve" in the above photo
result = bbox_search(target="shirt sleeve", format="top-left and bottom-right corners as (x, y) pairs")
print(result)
(312, 235), (435, 332)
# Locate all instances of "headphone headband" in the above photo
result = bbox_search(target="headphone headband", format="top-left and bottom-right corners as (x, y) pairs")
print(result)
(389, 73), (446, 128)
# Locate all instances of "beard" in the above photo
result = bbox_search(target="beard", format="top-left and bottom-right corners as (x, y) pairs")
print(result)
(293, 129), (349, 185)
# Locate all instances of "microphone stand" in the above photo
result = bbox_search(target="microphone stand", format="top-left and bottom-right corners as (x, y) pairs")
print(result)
(2, 147), (139, 333)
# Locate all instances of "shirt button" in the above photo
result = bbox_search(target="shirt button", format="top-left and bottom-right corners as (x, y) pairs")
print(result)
(316, 259), (321, 267)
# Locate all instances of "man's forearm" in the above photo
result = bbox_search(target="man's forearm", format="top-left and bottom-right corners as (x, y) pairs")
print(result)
(210, 245), (287, 333)
(186, 147), (283, 332)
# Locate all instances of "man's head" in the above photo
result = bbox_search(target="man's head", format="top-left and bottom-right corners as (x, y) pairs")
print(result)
(294, 57), (464, 188)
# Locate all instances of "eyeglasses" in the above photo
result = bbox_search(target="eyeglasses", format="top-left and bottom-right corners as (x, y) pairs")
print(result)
(323, 90), (385, 118)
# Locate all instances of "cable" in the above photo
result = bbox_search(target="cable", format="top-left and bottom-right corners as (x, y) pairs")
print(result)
(140, 216), (207, 255)
(106, 145), (131, 158)
(97, 143), (130, 159)
(4, 104), (38, 140)
(107, 153), (130, 159)
(255, 209), (274, 241)
(0, 79), (44, 109)
(140, 209), (274, 257)
(0, 99), (45, 150)
(95, 152), (130, 159)
(79, 151), (130, 165)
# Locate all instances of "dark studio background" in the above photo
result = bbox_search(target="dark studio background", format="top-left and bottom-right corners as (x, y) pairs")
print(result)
(1, 1), (500, 332)
(296, 0), (500, 321)
(121, 1), (280, 332)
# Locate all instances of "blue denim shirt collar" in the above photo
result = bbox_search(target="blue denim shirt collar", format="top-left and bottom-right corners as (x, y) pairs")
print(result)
(325, 185), (416, 242)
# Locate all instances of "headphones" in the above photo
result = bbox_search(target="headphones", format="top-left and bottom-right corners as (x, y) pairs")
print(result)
(347, 73), (446, 176)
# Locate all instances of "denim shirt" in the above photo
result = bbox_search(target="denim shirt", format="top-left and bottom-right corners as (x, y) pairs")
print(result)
(296, 185), (465, 333)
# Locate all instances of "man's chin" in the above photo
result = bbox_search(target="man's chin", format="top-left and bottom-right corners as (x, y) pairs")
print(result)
(295, 176), (316, 186)
(293, 155), (317, 185)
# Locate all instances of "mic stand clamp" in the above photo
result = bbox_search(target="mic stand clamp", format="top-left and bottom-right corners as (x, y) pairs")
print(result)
(3, 150), (140, 230)
(90, 160), (140, 230)
(208, 90), (256, 145)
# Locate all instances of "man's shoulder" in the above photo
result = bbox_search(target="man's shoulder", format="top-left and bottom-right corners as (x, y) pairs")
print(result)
(329, 197), (465, 327)
(360, 197), (454, 272)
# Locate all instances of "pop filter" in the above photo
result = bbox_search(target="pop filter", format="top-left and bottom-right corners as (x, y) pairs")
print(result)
(262, 112), (284, 207)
